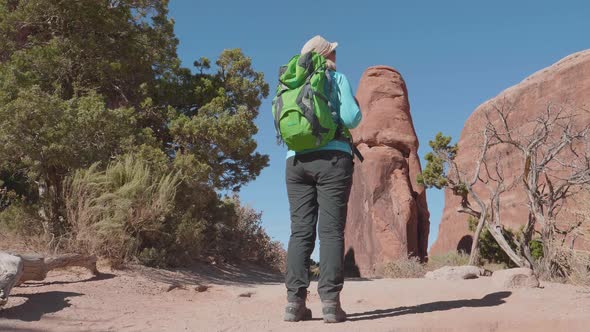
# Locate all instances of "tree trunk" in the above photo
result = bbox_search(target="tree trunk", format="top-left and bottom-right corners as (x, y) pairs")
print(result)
(0, 252), (23, 307)
(38, 173), (66, 249)
(518, 213), (536, 268)
(468, 214), (486, 266)
(0, 252), (98, 307)
(37, 178), (53, 245)
(486, 223), (529, 268)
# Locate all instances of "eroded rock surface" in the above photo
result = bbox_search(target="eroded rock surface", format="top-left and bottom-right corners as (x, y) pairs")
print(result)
(344, 66), (430, 277)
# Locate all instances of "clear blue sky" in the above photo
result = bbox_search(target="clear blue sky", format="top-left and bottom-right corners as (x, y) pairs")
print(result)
(169, 0), (589, 257)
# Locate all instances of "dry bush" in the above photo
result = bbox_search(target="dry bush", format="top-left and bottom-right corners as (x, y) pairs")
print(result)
(568, 250), (590, 287)
(219, 197), (286, 271)
(381, 252), (472, 279)
(568, 193), (590, 287)
(426, 251), (470, 271)
(535, 248), (590, 287)
(266, 240), (287, 273)
(427, 251), (507, 272)
(4, 156), (286, 271)
(0, 231), (48, 254)
(381, 256), (426, 279)
(309, 259), (320, 279)
(64, 156), (180, 266)
(534, 190), (590, 285)
(481, 262), (510, 272)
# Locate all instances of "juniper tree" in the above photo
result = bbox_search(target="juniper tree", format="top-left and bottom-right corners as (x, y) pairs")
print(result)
(0, 0), (269, 257)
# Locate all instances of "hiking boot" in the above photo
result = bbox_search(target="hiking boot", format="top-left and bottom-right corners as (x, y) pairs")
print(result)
(322, 299), (347, 323)
(284, 300), (312, 322)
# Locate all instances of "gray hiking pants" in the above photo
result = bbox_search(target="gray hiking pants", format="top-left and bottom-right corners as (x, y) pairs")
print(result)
(285, 150), (353, 302)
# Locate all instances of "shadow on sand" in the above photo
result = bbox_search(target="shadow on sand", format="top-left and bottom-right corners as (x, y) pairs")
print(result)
(348, 291), (512, 322)
(21, 273), (117, 288)
(132, 262), (284, 288)
(0, 325), (48, 332)
(0, 291), (83, 322)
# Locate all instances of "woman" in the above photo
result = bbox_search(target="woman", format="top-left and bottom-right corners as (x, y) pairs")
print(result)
(284, 35), (362, 323)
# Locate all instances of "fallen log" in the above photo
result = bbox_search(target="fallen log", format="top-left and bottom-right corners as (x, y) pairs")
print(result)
(0, 251), (98, 307)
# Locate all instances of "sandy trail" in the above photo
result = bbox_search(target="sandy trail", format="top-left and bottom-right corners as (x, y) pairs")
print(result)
(1, 263), (589, 332)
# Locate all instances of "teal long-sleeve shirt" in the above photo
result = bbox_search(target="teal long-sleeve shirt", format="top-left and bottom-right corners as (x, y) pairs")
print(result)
(286, 70), (362, 159)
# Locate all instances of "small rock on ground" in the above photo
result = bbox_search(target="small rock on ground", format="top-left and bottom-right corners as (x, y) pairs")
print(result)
(492, 268), (540, 289)
(195, 285), (210, 292)
(238, 291), (254, 298)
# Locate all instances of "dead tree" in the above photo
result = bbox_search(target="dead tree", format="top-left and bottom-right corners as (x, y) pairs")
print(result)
(431, 127), (525, 267)
(0, 251), (98, 307)
(485, 102), (590, 274)
(421, 100), (589, 270)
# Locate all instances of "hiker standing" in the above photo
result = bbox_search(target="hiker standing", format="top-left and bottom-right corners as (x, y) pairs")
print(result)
(272, 35), (362, 323)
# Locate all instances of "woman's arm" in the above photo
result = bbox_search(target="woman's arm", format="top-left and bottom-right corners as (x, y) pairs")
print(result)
(336, 73), (362, 129)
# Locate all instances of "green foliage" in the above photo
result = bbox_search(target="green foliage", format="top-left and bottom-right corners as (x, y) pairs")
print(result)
(0, 0), (275, 268)
(466, 216), (478, 232)
(0, 200), (42, 236)
(417, 132), (458, 189)
(0, 0), (178, 103)
(467, 216), (520, 267)
(0, 88), (139, 179)
(529, 239), (544, 260)
(0, 187), (18, 211)
(479, 229), (518, 267)
(138, 247), (169, 268)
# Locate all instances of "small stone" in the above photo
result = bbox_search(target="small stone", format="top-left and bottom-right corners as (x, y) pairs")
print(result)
(238, 292), (254, 298)
(195, 285), (210, 292)
(492, 268), (540, 289)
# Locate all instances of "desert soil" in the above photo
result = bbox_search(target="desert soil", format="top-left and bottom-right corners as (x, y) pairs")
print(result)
(1, 263), (589, 332)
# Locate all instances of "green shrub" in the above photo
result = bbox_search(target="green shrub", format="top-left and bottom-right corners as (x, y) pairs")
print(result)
(0, 201), (43, 237)
(529, 239), (544, 260)
(138, 247), (168, 268)
(467, 217), (519, 267)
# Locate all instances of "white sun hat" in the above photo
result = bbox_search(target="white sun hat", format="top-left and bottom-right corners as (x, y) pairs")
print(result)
(300, 35), (338, 56)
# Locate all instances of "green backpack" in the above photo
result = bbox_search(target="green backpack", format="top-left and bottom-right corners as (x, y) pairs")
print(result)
(272, 52), (340, 152)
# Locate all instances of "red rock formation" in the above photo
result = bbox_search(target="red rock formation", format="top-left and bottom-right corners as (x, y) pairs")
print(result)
(344, 66), (430, 277)
(431, 50), (590, 255)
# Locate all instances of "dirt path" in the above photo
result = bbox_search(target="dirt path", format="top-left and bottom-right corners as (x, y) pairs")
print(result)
(1, 264), (589, 332)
